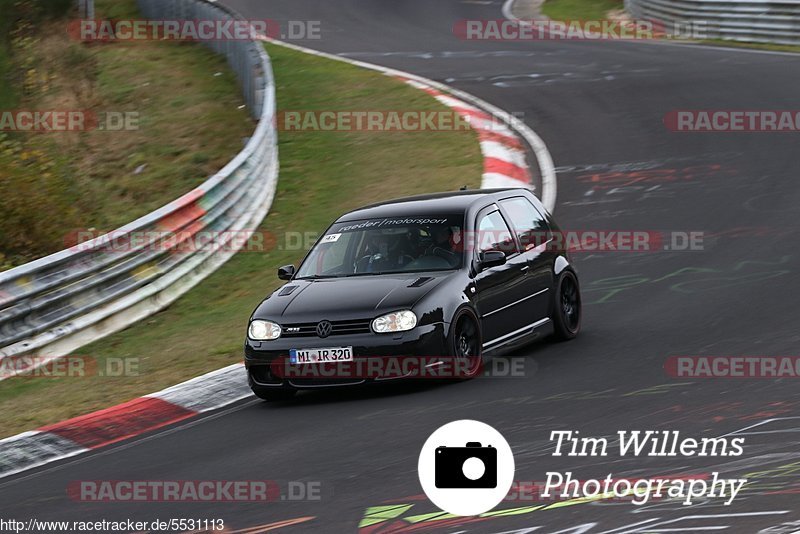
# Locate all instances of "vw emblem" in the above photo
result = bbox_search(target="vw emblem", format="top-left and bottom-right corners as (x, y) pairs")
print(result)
(316, 320), (333, 338)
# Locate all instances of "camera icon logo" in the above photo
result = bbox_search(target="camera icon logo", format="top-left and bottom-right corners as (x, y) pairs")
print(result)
(435, 442), (497, 489)
(418, 420), (515, 516)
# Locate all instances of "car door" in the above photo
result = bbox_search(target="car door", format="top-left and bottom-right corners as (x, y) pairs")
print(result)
(498, 196), (555, 321)
(472, 206), (538, 347)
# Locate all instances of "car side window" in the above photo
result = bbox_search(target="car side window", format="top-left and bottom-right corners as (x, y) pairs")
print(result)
(476, 210), (517, 257)
(499, 197), (549, 251)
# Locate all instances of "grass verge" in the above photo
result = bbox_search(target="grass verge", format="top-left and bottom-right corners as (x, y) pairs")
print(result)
(541, 0), (623, 22)
(0, 0), (252, 268)
(0, 42), (483, 437)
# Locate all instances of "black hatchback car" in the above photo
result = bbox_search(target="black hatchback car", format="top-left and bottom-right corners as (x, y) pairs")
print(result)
(245, 188), (580, 400)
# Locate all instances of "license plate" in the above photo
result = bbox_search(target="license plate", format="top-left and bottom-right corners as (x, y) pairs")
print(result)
(289, 347), (354, 364)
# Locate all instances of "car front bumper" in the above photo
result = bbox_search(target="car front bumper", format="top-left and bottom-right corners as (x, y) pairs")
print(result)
(244, 322), (450, 389)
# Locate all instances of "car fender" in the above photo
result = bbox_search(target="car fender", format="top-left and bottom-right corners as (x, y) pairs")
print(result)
(413, 275), (476, 337)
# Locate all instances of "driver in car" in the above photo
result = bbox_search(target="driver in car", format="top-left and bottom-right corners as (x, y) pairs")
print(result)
(425, 226), (460, 266)
(360, 232), (414, 272)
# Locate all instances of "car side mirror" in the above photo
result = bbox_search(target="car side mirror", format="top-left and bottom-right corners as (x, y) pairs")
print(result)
(277, 265), (296, 280)
(477, 250), (506, 272)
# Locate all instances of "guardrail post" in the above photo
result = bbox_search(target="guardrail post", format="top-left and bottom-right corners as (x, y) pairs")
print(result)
(76, 0), (95, 19)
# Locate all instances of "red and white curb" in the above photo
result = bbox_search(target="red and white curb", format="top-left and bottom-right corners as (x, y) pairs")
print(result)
(398, 77), (533, 190)
(0, 41), (557, 481)
(0, 363), (249, 479)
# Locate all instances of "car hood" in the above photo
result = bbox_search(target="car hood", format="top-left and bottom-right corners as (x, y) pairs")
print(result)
(253, 273), (448, 322)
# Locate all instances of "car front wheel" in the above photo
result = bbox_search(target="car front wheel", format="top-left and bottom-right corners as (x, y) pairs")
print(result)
(449, 309), (483, 378)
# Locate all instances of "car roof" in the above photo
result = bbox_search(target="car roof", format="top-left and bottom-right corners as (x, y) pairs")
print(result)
(336, 188), (530, 221)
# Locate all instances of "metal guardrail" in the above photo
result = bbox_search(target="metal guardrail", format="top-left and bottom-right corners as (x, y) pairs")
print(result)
(76, 0), (95, 19)
(0, 0), (278, 376)
(626, 0), (800, 45)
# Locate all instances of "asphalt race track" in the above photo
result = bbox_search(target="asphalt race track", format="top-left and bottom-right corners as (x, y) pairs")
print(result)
(4, 1), (800, 532)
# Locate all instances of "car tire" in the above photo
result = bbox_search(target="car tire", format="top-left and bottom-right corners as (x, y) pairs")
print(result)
(251, 386), (297, 402)
(449, 309), (483, 379)
(552, 270), (581, 341)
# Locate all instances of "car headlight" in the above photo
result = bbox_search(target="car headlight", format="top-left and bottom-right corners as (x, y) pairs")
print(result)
(249, 320), (282, 340)
(372, 310), (417, 334)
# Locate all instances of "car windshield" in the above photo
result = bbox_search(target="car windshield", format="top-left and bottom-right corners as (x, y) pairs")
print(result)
(295, 215), (464, 278)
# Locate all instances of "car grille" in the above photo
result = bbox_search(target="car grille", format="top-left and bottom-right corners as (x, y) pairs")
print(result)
(281, 319), (372, 337)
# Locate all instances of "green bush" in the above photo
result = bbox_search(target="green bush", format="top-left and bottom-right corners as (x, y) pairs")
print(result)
(0, 135), (82, 264)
